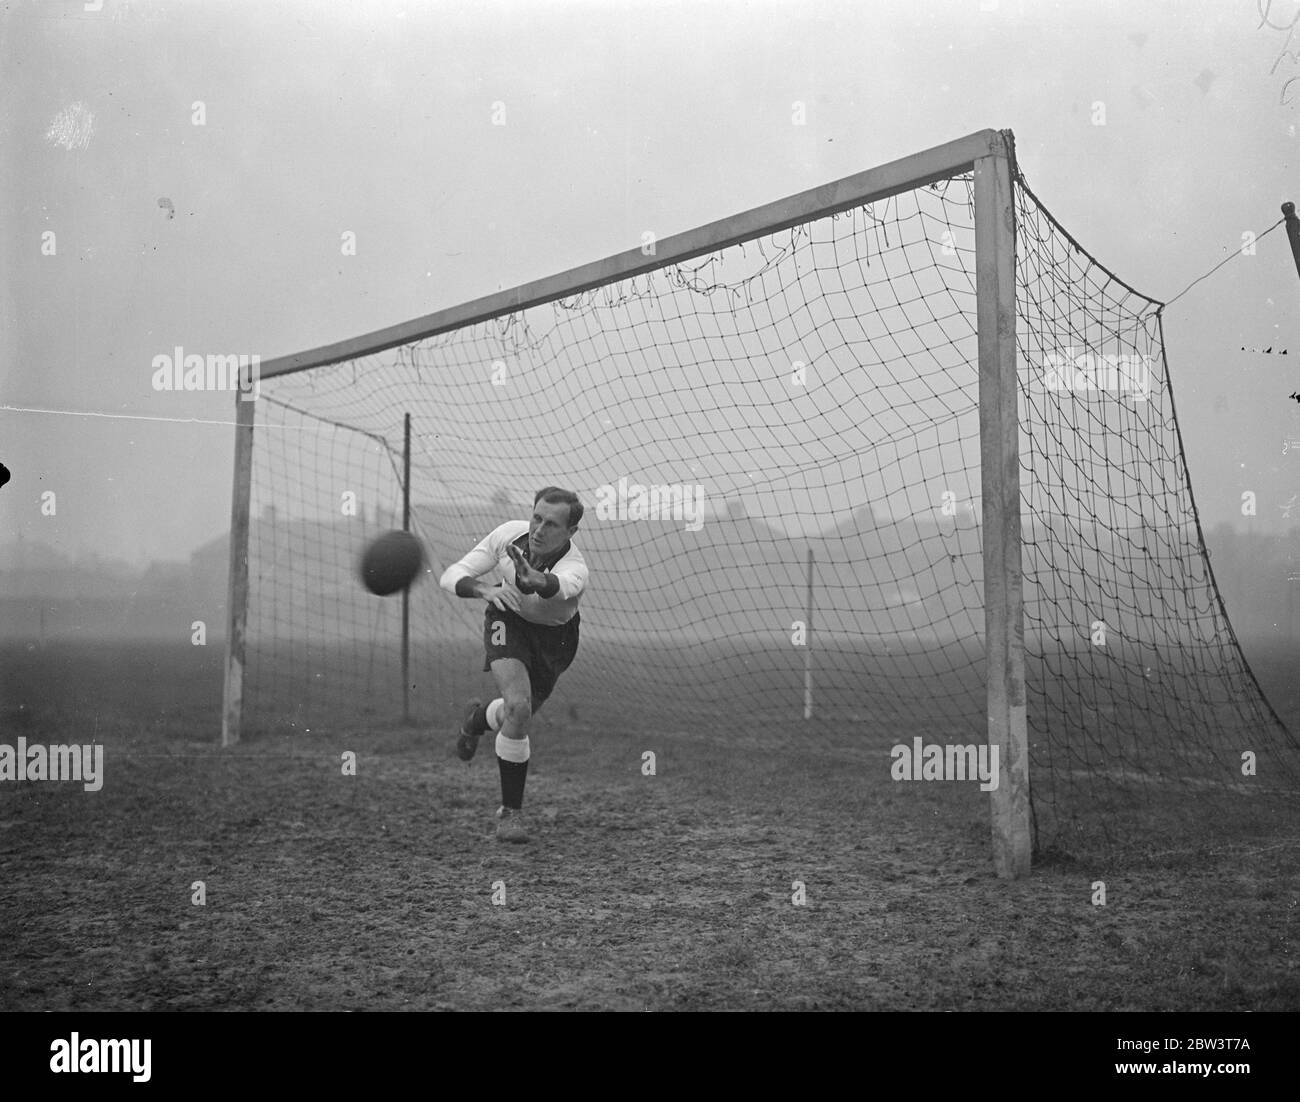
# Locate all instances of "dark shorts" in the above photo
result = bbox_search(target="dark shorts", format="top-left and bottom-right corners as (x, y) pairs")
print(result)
(482, 606), (580, 710)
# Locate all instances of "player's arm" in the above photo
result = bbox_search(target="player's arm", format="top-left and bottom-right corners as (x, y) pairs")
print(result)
(440, 529), (523, 609)
(452, 575), (494, 599)
(438, 545), (495, 596)
(507, 545), (586, 599)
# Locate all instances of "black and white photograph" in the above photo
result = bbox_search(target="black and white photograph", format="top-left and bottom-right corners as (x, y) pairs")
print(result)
(2, 0), (1298, 1059)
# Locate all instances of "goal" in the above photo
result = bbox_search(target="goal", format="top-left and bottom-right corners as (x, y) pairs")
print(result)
(222, 128), (1298, 875)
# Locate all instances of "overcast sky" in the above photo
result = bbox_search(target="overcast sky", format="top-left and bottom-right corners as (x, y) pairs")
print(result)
(4, 0), (1300, 565)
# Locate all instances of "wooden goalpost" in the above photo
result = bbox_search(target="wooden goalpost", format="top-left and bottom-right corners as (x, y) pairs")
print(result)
(221, 127), (1032, 877)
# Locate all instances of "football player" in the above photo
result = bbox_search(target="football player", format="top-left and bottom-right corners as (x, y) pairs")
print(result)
(439, 486), (588, 843)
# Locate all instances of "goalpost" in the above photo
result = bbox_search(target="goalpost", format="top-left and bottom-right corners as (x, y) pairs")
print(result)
(222, 127), (1297, 876)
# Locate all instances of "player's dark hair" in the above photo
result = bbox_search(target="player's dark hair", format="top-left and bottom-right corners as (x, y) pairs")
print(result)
(534, 486), (583, 528)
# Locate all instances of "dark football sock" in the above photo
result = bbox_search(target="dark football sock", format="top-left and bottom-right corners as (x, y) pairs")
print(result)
(498, 757), (528, 810)
(469, 701), (489, 735)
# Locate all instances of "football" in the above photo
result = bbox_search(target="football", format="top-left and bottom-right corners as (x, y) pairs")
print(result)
(359, 529), (425, 596)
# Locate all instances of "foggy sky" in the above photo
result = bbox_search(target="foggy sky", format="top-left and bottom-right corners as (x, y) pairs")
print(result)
(3, 0), (1299, 566)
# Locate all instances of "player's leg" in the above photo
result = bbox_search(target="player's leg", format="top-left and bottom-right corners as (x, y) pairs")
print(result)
(492, 615), (577, 845)
(488, 656), (533, 843)
(525, 610), (580, 716)
(456, 696), (513, 761)
(466, 611), (579, 738)
(456, 606), (529, 762)
(490, 656), (534, 741)
(455, 697), (490, 761)
(455, 608), (578, 844)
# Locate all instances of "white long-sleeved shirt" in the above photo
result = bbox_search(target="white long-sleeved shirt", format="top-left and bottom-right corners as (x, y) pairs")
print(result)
(438, 520), (587, 626)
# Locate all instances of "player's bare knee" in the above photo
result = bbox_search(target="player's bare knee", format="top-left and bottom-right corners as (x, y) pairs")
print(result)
(503, 698), (531, 732)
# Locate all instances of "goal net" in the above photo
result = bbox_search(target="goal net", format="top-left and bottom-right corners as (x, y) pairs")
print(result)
(225, 129), (1299, 865)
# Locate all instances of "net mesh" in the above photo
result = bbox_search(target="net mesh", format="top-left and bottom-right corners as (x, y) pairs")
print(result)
(240, 155), (1299, 860)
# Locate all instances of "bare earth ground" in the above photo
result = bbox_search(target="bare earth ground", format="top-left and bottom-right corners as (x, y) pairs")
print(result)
(0, 640), (1298, 1011)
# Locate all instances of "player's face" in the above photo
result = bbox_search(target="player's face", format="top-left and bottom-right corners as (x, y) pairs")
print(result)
(529, 500), (574, 557)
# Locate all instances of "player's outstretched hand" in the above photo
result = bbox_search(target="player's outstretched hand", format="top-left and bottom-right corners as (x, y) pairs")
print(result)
(506, 543), (544, 590)
(486, 580), (522, 612)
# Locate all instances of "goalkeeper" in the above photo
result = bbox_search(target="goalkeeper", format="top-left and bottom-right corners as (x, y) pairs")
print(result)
(438, 486), (588, 844)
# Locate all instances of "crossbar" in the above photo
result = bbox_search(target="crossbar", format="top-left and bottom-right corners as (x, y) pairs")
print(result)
(259, 129), (1003, 380)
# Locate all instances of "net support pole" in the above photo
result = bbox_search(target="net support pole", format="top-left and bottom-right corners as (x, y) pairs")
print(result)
(401, 412), (412, 725)
(222, 390), (256, 747)
(803, 546), (814, 720)
(1281, 202), (1300, 283)
(975, 132), (1031, 878)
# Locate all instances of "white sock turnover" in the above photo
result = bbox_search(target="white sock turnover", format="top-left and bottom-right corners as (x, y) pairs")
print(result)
(495, 733), (531, 763)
